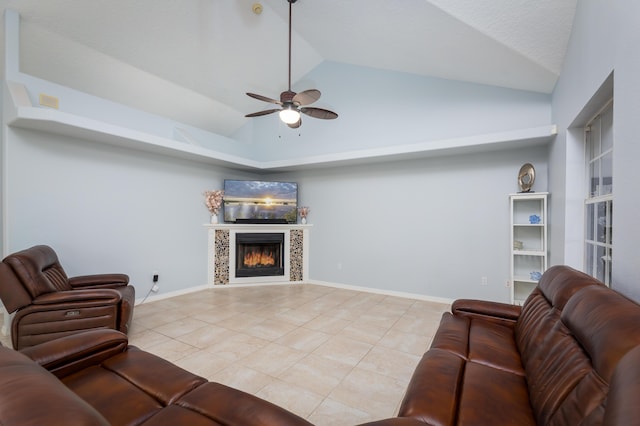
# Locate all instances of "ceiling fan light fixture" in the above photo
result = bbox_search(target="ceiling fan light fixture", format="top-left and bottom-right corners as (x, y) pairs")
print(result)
(279, 106), (300, 124)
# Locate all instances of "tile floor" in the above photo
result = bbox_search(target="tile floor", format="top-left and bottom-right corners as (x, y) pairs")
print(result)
(3, 284), (450, 425)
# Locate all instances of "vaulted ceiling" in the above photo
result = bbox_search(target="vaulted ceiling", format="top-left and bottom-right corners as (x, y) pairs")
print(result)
(2, 0), (577, 137)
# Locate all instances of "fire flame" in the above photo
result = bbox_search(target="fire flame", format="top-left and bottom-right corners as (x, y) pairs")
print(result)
(244, 249), (275, 267)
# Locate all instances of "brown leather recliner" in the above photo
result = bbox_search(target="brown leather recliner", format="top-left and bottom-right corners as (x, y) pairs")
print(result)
(0, 245), (134, 349)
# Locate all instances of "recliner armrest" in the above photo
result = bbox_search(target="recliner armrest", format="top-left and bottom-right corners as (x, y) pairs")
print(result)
(69, 273), (129, 288)
(20, 329), (129, 378)
(452, 299), (521, 327)
(32, 289), (122, 305)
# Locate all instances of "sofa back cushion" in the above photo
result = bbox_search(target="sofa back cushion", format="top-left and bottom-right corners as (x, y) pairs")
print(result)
(0, 345), (108, 425)
(515, 266), (601, 368)
(0, 263), (33, 313)
(3, 245), (71, 298)
(604, 346), (640, 425)
(516, 266), (640, 425)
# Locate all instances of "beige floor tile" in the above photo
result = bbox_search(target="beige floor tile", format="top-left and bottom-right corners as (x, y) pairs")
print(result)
(273, 307), (321, 326)
(239, 342), (307, 376)
(256, 378), (324, 419)
(211, 363), (274, 395)
(215, 313), (266, 332)
(392, 312), (443, 334)
(175, 324), (236, 349)
(203, 332), (270, 361)
(312, 335), (373, 366)
(278, 353), (353, 397)
(308, 398), (376, 426)
(340, 321), (390, 345)
(328, 367), (406, 419)
(276, 327), (331, 352)
(304, 314), (351, 334)
(245, 318), (299, 341)
(129, 328), (175, 349)
(357, 346), (421, 381)
(142, 338), (199, 363)
(153, 317), (209, 339)
(377, 329), (432, 355)
(133, 308), (188, 329)
(173, 349), (234, 379)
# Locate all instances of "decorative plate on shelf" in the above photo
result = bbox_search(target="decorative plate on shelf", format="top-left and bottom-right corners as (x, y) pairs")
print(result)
(518, 163), (535, 192)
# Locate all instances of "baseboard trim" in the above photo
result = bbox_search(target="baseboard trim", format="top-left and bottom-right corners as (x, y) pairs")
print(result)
(307, 280), (454, 305)
(136, 280), (454, 306)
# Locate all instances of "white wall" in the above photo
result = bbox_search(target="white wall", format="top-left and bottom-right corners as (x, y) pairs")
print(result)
(550, 0), (640, 301)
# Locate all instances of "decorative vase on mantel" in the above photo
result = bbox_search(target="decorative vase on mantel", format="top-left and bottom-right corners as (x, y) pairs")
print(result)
(298, 206), (309, 225)
(210, 213), (219, 224)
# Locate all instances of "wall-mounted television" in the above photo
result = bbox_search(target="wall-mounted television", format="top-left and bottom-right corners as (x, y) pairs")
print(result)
(223, 180), (298, 224)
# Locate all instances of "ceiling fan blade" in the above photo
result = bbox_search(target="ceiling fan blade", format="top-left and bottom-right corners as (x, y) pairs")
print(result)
(293, 89), (321, 106)
(300, 107), (338, 120)
(246, 92), (282, 105)
(245, 109), (281, 118)
(287, 117), (302, 129)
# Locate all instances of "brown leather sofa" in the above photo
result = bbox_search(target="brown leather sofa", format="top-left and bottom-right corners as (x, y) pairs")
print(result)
(360, 265), (640, 426)
(0, 245), (135, 349)
(0, 328), (312, 425)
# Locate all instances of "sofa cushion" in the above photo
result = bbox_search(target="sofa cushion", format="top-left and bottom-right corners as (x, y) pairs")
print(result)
(431, 312), (524, 375)
(457, 362), (534, 425)
(399, 312), (532, 425)
(398, 349), (465, 424)
(175, 382), (316, 425)
(0, 345), (108, 425)
(62, 347), (208, 424)
(60, 345), (313, 425)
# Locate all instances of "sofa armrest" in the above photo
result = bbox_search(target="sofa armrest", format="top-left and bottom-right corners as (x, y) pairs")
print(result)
(69, 273), (129, 288)
(20, 329), (129, 378)
(32, 289), (122, 305)
(452, 299), (521, 327)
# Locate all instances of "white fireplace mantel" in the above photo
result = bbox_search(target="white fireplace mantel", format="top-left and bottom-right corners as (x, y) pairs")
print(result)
(205, 223), (311, 285)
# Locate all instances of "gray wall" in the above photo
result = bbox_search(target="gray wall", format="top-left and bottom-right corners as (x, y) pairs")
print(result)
(276, 145), (548, 302)
(4, 125), (253, 298)
(550, 0), (640, 301)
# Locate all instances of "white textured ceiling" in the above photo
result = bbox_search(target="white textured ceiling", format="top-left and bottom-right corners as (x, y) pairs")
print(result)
(2, 0), (577, 136)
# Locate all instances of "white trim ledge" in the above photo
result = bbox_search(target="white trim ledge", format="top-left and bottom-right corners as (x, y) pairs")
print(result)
(6, 92), (556, 172)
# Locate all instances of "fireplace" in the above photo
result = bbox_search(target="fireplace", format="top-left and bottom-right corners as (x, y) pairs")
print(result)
(235, 233), (285, 278)
(207, 224), (309, 285)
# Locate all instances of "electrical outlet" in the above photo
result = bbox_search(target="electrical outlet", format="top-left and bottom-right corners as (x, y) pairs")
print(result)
(505, 280), (511, 288)
(153, 271), (159, 283)
(481, 276), (488, 286)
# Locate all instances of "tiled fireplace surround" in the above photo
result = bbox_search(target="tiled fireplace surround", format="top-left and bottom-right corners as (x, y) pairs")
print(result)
(206, 224), (311, 285)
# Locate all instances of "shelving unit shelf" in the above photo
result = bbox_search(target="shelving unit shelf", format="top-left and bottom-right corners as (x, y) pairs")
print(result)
(510, 192), (548, 305)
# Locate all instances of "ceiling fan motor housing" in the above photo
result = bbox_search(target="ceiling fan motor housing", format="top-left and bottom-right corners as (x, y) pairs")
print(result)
(280, 90), (296, 104)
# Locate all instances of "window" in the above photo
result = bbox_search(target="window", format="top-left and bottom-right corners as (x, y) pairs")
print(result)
(584, 101), (613, 286)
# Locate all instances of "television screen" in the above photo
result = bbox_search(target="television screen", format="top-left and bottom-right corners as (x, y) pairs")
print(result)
(223, 180), (298, 224)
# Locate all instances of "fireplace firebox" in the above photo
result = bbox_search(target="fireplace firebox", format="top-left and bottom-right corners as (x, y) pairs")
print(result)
(235, 233), (285, 278)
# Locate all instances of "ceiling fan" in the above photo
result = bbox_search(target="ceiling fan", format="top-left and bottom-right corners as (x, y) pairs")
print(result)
(245, 0), (338, 129)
